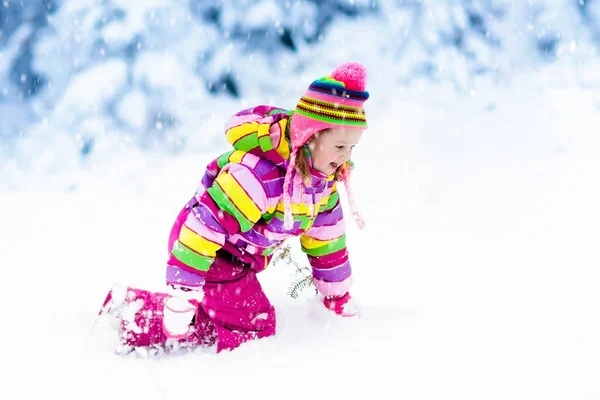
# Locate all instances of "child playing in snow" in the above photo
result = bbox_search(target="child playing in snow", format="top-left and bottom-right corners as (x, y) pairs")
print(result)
(108, 62), (370, 353)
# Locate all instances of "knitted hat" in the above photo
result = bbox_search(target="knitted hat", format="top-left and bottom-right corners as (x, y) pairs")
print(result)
(283, 62), (370, 230)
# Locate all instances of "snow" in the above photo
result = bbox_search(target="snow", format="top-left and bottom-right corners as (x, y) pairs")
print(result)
(54, 60), (128, 117)
(1, 70), (599, 399)
(100, 0), (173, 47)
(116, 90), (147, 130)
(2, 1), (600, 397)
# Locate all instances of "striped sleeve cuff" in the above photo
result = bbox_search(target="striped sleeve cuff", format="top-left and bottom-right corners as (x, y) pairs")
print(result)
(313, 276), (352, 297)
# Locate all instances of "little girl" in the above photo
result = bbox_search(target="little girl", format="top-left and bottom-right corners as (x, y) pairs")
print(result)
(101, 62), (370, 354)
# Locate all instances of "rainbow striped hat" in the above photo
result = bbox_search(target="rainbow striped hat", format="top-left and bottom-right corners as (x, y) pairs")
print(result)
(289, 62), (369, 149)
(283, 62), (370, 230)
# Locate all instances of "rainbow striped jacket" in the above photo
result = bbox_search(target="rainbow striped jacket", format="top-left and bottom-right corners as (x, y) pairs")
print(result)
(170, 105), (353, 292)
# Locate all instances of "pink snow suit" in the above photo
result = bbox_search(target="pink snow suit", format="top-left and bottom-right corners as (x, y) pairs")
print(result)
(165, 106), (355, 352)
(124, 63), (370, 352)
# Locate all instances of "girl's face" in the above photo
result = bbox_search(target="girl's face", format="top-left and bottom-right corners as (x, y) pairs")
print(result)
(308, 128), (364, 176)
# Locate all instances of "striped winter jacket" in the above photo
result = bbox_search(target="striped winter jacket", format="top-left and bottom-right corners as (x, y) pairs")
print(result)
(170, 105), (353, 291)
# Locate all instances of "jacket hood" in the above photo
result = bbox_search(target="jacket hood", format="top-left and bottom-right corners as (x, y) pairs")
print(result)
(224, 105), (294, 169)
(223, 105), (354, 180)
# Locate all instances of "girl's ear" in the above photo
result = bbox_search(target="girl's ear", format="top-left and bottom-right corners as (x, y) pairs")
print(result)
(305, 136), (317, 152)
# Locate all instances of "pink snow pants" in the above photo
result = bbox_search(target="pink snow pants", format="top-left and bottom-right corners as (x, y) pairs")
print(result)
(198, 253), (277, 352)
(123, 203), (276, 353)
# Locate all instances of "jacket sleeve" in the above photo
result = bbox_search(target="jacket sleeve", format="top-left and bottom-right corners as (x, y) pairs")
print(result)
(170, 162), (269, 274)
(300, 183), (353, 297)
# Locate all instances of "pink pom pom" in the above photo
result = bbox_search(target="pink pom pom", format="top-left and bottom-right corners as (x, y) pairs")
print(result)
(330, 62), (368, 91)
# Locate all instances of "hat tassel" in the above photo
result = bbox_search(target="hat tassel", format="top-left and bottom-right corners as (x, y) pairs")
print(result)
(343, 172), (365, 230)
(282, 149), (298, 230)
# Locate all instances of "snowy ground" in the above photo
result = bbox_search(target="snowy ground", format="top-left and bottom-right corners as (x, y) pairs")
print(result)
(1, 72), (600, 399)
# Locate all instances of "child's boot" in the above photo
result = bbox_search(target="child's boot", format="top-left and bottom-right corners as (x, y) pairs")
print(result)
(163, 283), (204, 339)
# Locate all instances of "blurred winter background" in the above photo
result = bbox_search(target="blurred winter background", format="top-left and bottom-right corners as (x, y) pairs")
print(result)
(1, 0), (599, 188)
(2, 1), (600, 399)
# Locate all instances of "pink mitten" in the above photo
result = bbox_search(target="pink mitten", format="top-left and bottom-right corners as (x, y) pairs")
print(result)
(323, 292), (358, 317)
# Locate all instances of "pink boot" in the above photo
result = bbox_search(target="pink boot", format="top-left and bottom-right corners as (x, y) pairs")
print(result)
(98, 285), (216, 354)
